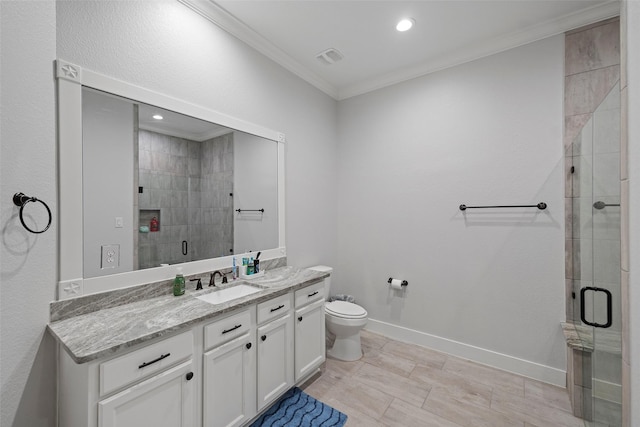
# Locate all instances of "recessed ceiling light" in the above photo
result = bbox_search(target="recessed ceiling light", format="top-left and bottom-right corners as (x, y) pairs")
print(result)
(396, 18), (415, 32)
(152, 114), (163, 120)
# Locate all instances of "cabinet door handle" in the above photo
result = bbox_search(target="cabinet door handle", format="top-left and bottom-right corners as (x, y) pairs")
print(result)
(261, 335), (267, 341)
(308, 291), (318, 298)
(246, 342), (252, 349)
(222, 324), (242, 334)
(298, 316), (303, 322)
(138, 353), (170, 369)
(185, 372), (194, 381)
(270, 304), (285, 313)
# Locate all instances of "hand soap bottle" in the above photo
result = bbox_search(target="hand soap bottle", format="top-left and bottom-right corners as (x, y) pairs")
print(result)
(173, 267), (185, 296)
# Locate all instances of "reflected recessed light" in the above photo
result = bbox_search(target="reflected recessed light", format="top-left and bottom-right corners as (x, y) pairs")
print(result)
(152, 114), (163, 120)
(396, 18), (415, 32)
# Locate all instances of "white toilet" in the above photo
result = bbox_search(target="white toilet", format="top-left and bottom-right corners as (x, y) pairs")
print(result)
(309, 265), (368, 361)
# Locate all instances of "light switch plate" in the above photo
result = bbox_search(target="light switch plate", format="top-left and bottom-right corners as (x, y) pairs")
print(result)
(101, 244), (120, 269)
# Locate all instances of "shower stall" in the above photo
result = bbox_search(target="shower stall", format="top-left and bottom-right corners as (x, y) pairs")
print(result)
(564, 18), (622, 427)
(571, 83), (622, 426)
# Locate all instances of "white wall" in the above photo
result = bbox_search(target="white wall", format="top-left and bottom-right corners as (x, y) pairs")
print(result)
(336, 36), (567, 382)
(82, 90), (135, 278)
(0, 1), (337, 425)
(626, 0), (639, 423)
(234, 132), (279, 254)
(0, 2), (58, 426)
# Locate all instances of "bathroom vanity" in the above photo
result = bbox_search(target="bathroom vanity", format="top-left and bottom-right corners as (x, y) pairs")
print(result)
(48, 267), (328, 427)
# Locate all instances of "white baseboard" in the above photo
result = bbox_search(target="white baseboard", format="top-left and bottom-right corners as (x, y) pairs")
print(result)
(365, 318), (567, 387)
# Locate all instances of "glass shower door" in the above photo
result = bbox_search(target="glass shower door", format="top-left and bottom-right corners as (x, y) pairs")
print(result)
(577, 83), (622, 427)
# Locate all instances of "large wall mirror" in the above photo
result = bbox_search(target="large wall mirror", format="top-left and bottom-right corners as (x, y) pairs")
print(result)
(57, 60), (285, 299)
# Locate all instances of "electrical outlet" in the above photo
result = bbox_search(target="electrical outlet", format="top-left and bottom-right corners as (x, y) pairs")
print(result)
(115, 217), (123, 228)
(101, 244), (120, 269)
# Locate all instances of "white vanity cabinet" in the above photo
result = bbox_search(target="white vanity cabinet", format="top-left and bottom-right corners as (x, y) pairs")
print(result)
(294, 281), (326, 382)
(59, 330), (195, 427)
(57, 278), (328, 427)
(256, 293), (294, 411)
(99, 360), (195, 427)
(202, 307), (256, 427)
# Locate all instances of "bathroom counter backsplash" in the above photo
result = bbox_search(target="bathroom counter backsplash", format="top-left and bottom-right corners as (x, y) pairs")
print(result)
(47, 265), (328, 364)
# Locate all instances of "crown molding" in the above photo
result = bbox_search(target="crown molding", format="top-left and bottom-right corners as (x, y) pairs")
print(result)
(178, 0), (339, 99)
(139, 123), (232, 142)
(179, 0), (619, 101)
(337, 0), (620, 100)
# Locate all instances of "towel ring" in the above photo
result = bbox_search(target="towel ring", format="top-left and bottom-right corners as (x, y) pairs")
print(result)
(13, 192), (52, 234)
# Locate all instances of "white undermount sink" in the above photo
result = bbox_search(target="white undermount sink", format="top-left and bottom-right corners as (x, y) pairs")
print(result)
(196, 284), (262, 305)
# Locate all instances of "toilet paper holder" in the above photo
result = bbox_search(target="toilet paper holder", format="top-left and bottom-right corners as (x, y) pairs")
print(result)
(388, 278), (408, 287)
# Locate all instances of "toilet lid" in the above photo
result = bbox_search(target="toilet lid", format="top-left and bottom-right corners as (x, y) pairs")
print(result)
(325, 301), (367, 319)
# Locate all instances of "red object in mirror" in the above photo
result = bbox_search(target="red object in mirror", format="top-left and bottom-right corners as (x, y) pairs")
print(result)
(150, 217), (159, 232)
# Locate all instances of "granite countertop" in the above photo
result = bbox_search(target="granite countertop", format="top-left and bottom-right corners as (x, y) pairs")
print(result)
(47, 266), (328, 364)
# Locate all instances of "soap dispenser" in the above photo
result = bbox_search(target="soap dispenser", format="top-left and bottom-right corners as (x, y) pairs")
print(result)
(173, 267), (185, 296)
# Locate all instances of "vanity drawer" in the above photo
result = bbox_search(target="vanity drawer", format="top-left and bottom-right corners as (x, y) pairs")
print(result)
(100, 331), (193, 397)
(204, 308), (252, 351)
(294, 280), (324, 308)
(257, 293), (292, 324)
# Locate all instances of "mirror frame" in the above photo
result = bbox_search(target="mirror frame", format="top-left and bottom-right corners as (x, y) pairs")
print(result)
(56, 59), (286, 300)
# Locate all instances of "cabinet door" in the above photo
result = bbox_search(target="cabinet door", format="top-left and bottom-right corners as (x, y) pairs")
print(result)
(257, 313), (293, 411)
(203, 333), (256, 427)
(98, 360), (194, 427)
(295, 298), (326, 382)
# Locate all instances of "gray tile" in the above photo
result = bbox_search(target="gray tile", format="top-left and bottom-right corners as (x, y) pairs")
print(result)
(524, 379), (573, 413)
(354, 362), (430, 408)
(423, 387), (523, 427)
(327, 378), (393, 420)
(360, 346), (416, 378)
(382, 398), (462, 427)
(565, 20), (620, 76)
(565, 114), (591, 155)
(442, 356), (524, 396)
(565, 66), (620, 116)
(170, 136), (188, 157)
(491, 389), (584, 427)
(360, 330), (388, 350)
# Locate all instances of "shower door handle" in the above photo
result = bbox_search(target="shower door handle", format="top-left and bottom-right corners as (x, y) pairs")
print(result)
(580, 286), (612, 328)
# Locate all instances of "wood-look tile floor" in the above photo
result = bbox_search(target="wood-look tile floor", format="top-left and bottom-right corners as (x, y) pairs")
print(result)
(302, 330), (586, 427)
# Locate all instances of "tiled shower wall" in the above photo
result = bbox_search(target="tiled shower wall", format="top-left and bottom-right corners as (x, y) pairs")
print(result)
(137, 130), (234, 269)
(564, 17), (622, 422)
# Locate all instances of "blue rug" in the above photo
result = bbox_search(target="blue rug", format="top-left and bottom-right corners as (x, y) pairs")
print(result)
(250, 387), (347, 427)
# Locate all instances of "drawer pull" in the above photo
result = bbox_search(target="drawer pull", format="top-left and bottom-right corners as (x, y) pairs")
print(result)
(261, 335), (267, 341)
(138, 353), (170, 369)
(270, 304), (285, 313)
(185, 372), (194, 381)
(246, 343), (252, 349)
(298, 316), (303, 322)
(308, 291), (319, 298)
(222, 324), (242, 335)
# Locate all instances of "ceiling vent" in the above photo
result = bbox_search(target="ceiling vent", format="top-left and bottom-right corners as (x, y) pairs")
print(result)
(316, 48), (344, 65)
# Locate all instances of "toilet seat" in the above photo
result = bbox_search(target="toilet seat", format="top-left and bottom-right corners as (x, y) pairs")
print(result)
(325, 301), (367, 319)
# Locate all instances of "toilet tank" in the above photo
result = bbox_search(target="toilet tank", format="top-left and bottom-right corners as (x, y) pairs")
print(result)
(308, 265), (333, 300)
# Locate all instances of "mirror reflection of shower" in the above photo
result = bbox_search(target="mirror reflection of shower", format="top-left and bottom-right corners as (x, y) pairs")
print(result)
(82, 88), (279, 278)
